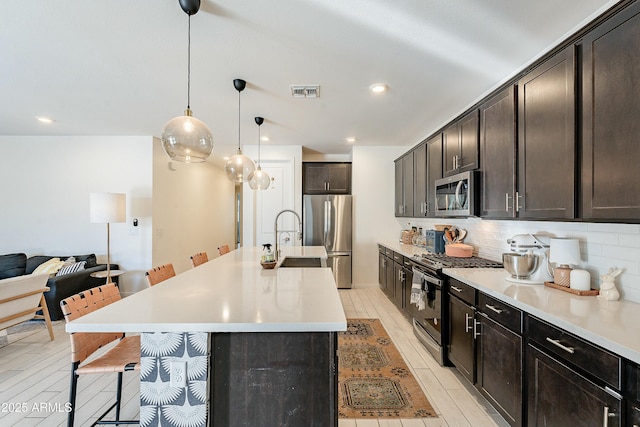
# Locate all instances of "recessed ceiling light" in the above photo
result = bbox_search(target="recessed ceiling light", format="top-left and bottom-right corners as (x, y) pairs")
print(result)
(260, 136), (270, 142)
(36, 116), (55, 123)
(345, 137), (356, 143)
(369, 83), (388, 93)
(223, 156), (230, 161)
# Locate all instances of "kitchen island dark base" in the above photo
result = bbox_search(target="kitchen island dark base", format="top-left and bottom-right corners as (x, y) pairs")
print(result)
(210, 331), (338, 427)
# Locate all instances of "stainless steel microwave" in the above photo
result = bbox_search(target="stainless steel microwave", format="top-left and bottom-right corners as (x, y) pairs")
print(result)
(434, 171), (477, 217)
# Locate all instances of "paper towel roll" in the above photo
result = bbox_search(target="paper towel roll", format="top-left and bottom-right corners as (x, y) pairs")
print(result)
(570, 269), (591, 291)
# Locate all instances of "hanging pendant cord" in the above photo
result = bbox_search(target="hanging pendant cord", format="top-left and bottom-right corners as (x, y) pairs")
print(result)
(257, 125), (261, 166)
(237, 90), (241, 151)
(187, 14), (191, 110)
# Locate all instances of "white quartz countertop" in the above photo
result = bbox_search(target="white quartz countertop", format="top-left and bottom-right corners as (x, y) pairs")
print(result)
(445, 268), (640, 364)
(378, 240), (640, 364)
(66, 246), (346, 334)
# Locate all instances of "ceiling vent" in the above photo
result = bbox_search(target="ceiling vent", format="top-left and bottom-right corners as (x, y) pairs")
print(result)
(290, 85), (320, 98)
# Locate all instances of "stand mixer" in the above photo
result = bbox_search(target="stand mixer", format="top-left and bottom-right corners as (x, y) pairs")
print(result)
(503, 234), (554, 284)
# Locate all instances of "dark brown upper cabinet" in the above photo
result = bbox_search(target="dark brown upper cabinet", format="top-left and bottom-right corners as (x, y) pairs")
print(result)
(480, 86), (517, 219)
(443, 109), (479, 177)
(517, 45), (576, 220)
(413, 134), (442, 217)
(581, 1), (640, 221)
(395, 153), (414, 217)
(302, 162), (351, 194)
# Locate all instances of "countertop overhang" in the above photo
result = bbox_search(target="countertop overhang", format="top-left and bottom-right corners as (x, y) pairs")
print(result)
(66, 246), (346, 334)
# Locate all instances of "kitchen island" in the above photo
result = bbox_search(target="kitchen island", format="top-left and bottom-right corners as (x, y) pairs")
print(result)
(66, 246), (346, 427)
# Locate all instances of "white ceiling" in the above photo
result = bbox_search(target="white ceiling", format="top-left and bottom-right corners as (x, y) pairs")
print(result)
(1, 0), (619, 164)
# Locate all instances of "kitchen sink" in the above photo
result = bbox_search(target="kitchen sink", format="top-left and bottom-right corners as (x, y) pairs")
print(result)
(279, 257), (323, 268)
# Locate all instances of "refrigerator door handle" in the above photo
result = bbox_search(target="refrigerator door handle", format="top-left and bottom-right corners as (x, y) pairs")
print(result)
(324, 200), (330, 244)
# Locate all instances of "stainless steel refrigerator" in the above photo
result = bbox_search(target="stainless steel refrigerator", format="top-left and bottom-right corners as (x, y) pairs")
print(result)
(303, 195), (352, 288)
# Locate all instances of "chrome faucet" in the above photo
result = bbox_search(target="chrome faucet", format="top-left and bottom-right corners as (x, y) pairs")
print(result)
(274, 209), (302, 261)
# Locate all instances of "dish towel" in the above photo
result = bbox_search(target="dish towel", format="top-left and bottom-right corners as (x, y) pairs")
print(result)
(410, 268), (426, 310)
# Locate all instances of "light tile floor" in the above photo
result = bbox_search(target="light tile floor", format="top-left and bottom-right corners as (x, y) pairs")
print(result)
(0, 284), (507, 426)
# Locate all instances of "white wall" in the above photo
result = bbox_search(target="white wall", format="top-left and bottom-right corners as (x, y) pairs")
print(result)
(152, 138), (236, 275)
(0, 135), (153, 295)
(352, 146), (410, 285)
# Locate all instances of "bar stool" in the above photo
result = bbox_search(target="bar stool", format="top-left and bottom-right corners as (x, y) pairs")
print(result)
(190, 252), (209, 268)
(60, 283), (140, 427)
(145, 263), (176, 286)
(218, 245), (230, 256)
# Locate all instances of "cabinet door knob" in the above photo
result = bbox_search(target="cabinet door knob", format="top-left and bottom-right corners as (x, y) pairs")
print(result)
(603, 406), (616, 427)
(473, 319), (481, 339)
(465, 313), (473, 333)
(505, 193), (512, 212)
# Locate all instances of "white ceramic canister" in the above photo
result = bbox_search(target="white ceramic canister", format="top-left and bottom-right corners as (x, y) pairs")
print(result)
(570, 269), (591, 291)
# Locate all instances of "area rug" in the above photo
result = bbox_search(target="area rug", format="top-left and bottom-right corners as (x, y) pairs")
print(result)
(0, 320), (50, 348)
(338, 318), (437, 418)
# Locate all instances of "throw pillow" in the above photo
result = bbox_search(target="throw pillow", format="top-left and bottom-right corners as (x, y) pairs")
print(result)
(32, 258), (65, 275)
(61, 256), (76, 266)
(56, 261), (86, 276)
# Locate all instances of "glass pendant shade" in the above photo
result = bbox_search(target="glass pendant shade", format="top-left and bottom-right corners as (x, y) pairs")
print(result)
(162, 109), (214, 163)
(249, 115), (270, 190)
(225, 149), (255, 183)
(249, 166), (271, 190)
(161, 3), (213, 163)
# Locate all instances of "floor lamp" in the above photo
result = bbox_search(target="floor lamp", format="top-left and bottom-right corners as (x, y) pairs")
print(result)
(90, 192), (126, 284)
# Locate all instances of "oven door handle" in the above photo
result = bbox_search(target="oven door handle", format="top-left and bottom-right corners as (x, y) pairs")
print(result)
(412, 267), (442, 287)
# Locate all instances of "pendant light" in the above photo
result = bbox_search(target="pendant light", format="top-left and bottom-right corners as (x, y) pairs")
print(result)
(225, 79), (256, 182)
(161, 0), (214, 163)
(248, 117), (271, 190)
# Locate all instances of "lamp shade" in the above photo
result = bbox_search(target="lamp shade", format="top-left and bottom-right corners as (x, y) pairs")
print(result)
(549, 238), (580, 265)
(90, 193), (126, 223)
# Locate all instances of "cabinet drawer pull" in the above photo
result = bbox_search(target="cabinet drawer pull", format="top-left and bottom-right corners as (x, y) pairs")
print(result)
(546, 337), (575, 354)
(451, 286), (463, 293)
(485, 304), (503, 314)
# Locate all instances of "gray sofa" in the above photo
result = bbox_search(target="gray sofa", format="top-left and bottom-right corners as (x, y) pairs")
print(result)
(0, 253), (118, 321)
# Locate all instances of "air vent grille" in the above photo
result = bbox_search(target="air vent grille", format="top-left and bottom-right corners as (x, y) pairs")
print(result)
(290, 85), (320, 98)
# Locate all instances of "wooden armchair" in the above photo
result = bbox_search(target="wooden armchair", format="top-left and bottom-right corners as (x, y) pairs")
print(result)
(145, 263), (176, 286)
(0, 273), (54, 340)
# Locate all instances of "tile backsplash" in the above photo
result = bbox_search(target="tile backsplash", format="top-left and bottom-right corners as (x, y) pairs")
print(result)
(400, 217), (640, 303)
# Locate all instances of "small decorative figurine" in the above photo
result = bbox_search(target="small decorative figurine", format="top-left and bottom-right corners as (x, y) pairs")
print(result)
(597, 268), (622, 301)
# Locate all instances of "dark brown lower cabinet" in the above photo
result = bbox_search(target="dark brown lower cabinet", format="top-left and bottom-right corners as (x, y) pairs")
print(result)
(210, 331), (338, 427)
(527, 344), (621, 426)
(476, 313), (522, 426)
(448, 294), (475, 382)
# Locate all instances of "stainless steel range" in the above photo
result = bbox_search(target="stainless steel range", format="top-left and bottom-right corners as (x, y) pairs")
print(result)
(409, 252), (502, 365)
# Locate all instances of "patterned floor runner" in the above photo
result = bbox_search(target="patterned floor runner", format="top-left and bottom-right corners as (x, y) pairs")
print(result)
(338, 318), (437, 419)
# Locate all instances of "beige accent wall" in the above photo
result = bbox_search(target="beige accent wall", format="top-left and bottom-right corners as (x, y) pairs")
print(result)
(152, 138), (236, 275)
